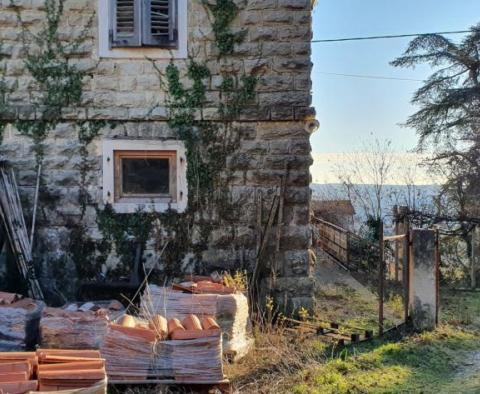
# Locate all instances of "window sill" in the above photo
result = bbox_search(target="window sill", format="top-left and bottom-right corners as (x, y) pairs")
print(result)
(111, 202), (184, 214)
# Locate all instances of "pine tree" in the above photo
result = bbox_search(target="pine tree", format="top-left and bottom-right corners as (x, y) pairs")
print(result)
(392, 24), (480, 218)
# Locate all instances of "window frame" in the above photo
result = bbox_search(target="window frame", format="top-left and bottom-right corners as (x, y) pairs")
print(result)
(114, 150), (177, 203)
(97, 0), (188, 59)
(102, 139), (187, 213)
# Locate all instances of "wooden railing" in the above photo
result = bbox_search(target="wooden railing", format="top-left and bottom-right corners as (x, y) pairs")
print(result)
(314, 217), (349, 265)
(313, 216), (380, 273)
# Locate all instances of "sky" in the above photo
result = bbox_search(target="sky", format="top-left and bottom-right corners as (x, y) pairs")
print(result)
(310, 0), (480, 184)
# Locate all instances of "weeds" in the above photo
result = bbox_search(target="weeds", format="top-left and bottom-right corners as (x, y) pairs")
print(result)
(228, 290), (480, 393)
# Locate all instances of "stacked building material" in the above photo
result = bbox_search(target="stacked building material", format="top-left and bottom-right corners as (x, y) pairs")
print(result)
(0, 352), (37, 394)
(0, 294), (44, 351)
(101, 313), (224, 383)
(165, 336), (223, 382)
(141, 285), (253, 360)
(100, 318), (157, 381)
(36, 349), (106, 392)
(172, 280), (235, 295)
(0, 349), (107, 393)
(40, 307), (109, 349)
(160, 314), (223, 382)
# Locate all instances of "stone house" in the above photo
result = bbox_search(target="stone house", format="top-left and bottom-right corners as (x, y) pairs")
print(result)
(312, 199), (355, 231)
(0, 0), (317, 312)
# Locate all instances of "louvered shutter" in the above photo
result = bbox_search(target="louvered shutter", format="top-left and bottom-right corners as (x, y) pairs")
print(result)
(142, 0), (178, 48)
(110, 0), (141, 48)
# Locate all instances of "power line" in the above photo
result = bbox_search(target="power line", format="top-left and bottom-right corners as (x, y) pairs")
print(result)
(312, 30), (471, 43)
(317, 71), (424, 82)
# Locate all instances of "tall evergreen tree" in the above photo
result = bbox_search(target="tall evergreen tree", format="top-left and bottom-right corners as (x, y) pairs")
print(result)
(392, 24), (480, 219)
(393, 25), (480, 287)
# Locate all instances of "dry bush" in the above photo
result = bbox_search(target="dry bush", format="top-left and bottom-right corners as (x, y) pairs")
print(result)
(226, 301), (331, 394)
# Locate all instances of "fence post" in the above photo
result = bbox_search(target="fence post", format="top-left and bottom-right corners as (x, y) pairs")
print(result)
(471, 226), (479, 290)
(435, 228), (440, 325)
(409, 229), (437, 331)
(378, 221), (385, 336)
(393, 206), (400, 281)
(403, 227), (410, 325)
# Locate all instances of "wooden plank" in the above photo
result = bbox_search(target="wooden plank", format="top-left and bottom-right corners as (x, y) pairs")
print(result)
(110, 378), (230, 385)
(384, 234), (407, 242)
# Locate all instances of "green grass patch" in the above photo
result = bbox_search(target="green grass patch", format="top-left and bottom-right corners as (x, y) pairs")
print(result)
(287, 325), (480, 394)
(230, 289), (480, 393)
(441, 289), (480, 327)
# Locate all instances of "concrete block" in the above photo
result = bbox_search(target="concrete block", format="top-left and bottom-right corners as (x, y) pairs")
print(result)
(409, 229), (437, 331)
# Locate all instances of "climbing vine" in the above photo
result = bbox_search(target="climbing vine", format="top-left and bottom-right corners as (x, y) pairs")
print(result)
(205, 0), (246, 56)
(96, 205), (157, 278)
(1, 0), (258, 288)
(145, 0), (258, 274)
(11, 0), (91, 165)
(1, 0), (117, 289)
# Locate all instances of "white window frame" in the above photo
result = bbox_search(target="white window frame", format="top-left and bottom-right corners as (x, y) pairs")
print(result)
(102, 139), (188, 213)
(97, 0), (188, 59)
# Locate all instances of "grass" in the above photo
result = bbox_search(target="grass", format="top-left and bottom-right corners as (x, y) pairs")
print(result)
(289, 325), (480, 394)
(314, 283), (404, 333)
(229, 289), (480, 394)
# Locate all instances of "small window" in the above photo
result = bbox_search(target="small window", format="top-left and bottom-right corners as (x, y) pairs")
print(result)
(102, 140), (187, 213)
(109, 0), (178, 49)
(114, 150), (177, 202)
(98, 0), (187, 59)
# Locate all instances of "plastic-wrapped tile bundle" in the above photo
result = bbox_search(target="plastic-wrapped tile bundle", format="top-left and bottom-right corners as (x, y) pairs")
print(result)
(101, 313), (224, 383)
(157, 336), (223, 383)
(100, 323), (156, 381)
(40, 307), (109, 349)
(0, 296), (44, 351)
(141, 285), (253, 361)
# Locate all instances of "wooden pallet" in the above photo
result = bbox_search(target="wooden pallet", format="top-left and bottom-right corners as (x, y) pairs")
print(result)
(284, 318), (375, 346)
(110, 378), (232, 394)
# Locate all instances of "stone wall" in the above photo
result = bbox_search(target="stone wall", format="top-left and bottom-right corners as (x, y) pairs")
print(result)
(0, 0), (317, 312)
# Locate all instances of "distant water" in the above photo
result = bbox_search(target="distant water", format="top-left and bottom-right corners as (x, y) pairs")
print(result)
(310, 183), (440, 229)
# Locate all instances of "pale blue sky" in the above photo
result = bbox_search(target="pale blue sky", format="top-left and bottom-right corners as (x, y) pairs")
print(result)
(310, 0), (480, 157)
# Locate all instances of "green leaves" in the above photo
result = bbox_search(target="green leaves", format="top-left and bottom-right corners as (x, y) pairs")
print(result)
(391, 24), (480, 148)
(220, 74), (257, 120)
(207, 0), (245, 56)
(11, 0), (95, 164)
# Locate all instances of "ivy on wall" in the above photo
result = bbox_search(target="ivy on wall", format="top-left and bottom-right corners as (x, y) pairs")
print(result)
(11, 0), (90, 165)
(0, 0), (114, 293)
(0, 0), (259, 291)
(145, 0), (258, 275)
(205, 0), (246, 56)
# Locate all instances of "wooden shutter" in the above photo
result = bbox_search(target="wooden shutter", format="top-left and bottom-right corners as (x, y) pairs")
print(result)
(142, 0), (178, 48)
(110, 0), (141, 48)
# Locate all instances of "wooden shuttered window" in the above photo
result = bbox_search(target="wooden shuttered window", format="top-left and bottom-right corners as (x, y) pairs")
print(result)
(110, 0), (141, 48)
(143, 0), (178, 47)
(110, 0), (178, 49)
